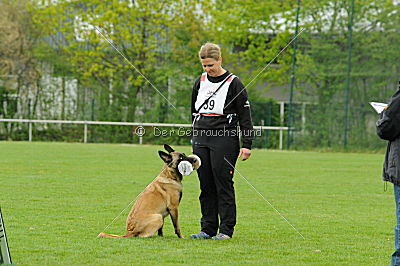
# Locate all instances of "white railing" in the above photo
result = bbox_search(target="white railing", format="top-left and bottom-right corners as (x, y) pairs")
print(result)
(0, 118), (289, 149)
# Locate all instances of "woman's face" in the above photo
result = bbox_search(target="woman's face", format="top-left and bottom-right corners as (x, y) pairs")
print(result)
(200, 57), (222, 77)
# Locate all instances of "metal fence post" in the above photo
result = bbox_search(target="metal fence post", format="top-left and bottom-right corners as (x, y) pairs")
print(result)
(28, 122), (32, 142)
(344, 0), (355, 148)
(287, 0), (301, 150)
(139, 124), (143, 145)
(84, 123), (87, 143)
(279, 102), (285, 150)
(301, 102), (306, 134)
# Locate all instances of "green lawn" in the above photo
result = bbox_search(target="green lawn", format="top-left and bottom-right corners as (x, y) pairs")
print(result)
(0, 141), (395, 265)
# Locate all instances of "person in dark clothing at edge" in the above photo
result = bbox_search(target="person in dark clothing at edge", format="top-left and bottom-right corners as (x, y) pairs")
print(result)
(190, 43), (254, 240)
(376, 81), (400, 265)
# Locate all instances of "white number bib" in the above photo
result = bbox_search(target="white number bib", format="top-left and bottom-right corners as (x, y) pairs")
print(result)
(195, 73), (236, 115)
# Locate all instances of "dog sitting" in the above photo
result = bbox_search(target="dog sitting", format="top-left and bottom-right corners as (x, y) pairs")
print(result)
(98, 144), (200, 238)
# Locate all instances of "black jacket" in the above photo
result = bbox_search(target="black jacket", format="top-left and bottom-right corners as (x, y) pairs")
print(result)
(382, 138), (400, 185)
(378, 88), (400, 184)
(191, 71), (254, 149)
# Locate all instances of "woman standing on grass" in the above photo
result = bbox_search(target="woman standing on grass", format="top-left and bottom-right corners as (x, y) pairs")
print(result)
(190, 43), (254, 240)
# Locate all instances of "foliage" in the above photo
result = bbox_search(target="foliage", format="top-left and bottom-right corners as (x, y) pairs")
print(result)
(0, 0), (399, 149)
(210, 0), (295, 93)
(34, 0), (172, 122)
(294, 0), (400, 149)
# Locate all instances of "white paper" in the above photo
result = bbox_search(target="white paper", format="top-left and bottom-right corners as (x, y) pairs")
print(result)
(369, 102), (388, 114)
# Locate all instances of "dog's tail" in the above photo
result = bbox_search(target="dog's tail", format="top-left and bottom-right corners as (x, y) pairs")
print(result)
(97, 232), (122, 238)
(97, 232), (132, 238)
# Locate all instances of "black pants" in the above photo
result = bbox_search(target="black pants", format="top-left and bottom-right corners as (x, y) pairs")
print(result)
(192, 132), (240, 237)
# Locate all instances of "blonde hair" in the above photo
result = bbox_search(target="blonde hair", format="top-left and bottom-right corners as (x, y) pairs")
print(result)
(198, 43), (221, 60)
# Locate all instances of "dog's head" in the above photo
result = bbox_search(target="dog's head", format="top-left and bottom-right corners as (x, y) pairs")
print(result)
(158, 144), (200, 179)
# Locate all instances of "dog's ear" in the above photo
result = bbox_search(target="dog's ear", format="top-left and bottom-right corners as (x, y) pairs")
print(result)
(159, 151), (172, 163)
(164, 144), (175, 153)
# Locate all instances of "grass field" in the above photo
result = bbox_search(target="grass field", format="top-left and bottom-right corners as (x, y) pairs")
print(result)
(0, 141), (395, 265)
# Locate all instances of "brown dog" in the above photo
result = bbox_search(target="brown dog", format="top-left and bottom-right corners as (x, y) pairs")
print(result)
(98, 144), (200, 238)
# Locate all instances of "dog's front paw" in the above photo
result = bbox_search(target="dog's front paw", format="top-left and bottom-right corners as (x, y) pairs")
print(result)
(175, 230), (183, 238)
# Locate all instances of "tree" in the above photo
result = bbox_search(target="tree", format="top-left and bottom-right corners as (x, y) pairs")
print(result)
(0, 0), (43, 139)
(34, 0), (179, 122)
(295, 0), (400, 148)
(210, 0), (295, 96)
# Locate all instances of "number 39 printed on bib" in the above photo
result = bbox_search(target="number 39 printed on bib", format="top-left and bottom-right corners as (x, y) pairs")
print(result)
(195, 73), (236, 115)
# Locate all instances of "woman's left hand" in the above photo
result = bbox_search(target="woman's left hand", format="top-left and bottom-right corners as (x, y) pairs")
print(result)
(238, 148), (251, 161)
